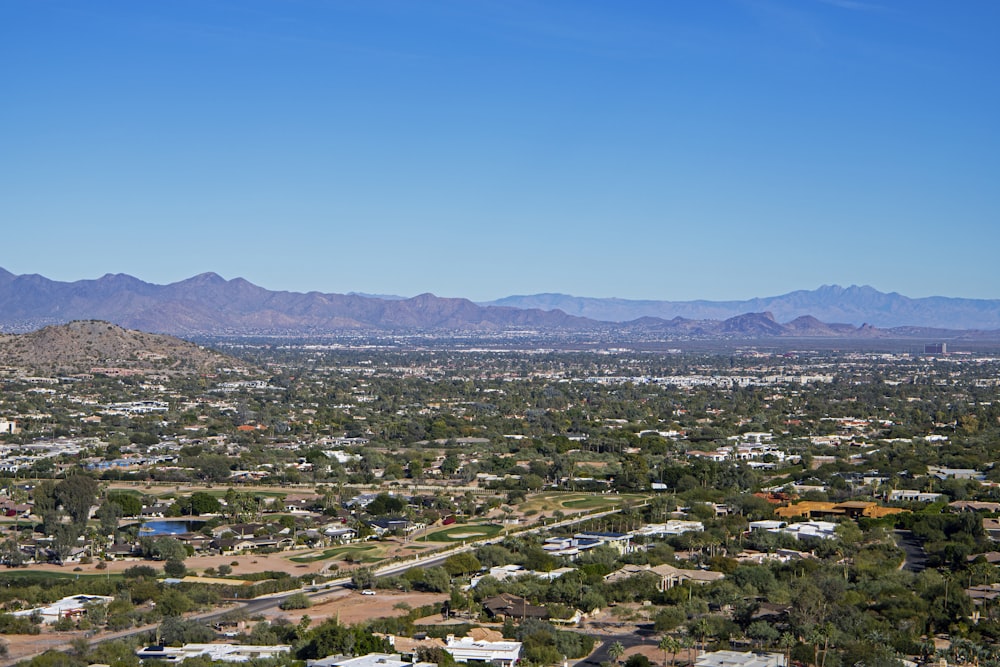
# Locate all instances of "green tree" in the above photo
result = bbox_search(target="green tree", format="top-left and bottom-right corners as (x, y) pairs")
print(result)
(107, 493), (143, 517)
(746, 621), (779, 650)
(609, 641), (626, 664)
(159, 617), (214, 645)
(351, 568), (376, 590)
(157, 589), (194, 617)
(443, 552), (482, 576)
(95, 501), (123, 541)
(54, 474), (99, 525)
(186, 492), (222, 516)
(279, 593), (313, 610)
(659, 635), (682, 667)
(143, 536), (187, 561)
(163, 560), (187, 578)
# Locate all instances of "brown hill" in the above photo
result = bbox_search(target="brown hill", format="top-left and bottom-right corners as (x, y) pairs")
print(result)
(0, 320), (238, 375)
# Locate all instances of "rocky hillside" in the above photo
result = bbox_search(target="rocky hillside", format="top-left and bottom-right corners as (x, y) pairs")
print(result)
(0, 320), (238, 375)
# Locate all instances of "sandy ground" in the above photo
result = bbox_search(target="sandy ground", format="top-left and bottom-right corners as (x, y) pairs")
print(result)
(621, 643), (697, 667)
(9, 536), (433, 579)
(1, 629), (89, 664)
(9, 551), (329, 577)
(256, 589), (450, 629)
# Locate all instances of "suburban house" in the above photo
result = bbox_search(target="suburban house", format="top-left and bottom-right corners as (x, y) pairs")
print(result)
(444, 631), (522, 666)
(308, 653), (436, 667)
(695, 651), (786, 667)
(888, 490), (945, 503)
(137, 643), (291, 663)
(482, 593), (548, 620)
(572, 531), (632, 554)
(12, 595), (114, 624)
(603, 563), (725, 591)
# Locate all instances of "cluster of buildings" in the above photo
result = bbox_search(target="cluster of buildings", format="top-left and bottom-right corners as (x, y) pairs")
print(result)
(135, 630), (525, 666)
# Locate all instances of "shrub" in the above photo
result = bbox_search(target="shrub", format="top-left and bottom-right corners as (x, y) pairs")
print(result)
(279, 592), (312, 610)
(164, 560), (187, 578)
(0, 614), (41, 635)
(123, 565), (158, 579)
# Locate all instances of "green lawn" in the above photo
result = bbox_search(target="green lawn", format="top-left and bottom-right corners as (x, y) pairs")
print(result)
(561, 496), (625, 509)
(519, 491), (649, 514)
(421, 523), (503, 543)
(105, 488), (144, 497)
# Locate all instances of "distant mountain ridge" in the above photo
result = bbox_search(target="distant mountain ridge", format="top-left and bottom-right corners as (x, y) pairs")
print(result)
(0, 268), (996, 337)
(485, 285), (1000, 329)
(0, 269), (588, 335)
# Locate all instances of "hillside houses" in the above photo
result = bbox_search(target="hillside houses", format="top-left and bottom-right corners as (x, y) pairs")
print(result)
(603, 563), (725, 590)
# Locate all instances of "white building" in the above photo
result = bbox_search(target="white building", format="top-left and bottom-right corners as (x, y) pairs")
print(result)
(469, 564), (573, 588)
(631, 521), (704, 538)
(888, 490), (945, 503)
(12, 595), (113, 624)
(748, 520), (787, 532)
(136, 643), (291, 663)
(444, 635), (522, 666)
(695, 651), (785, 667)
(104, 400), (169, 414)
(573, 531), (632, 554)
(748, 520), (839, 541)
(308, 653), (435, 667)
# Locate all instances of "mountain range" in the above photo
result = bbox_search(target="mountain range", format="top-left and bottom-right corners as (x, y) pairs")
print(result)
(0, 268), (996, 338)
(485, 285), (1000, 330)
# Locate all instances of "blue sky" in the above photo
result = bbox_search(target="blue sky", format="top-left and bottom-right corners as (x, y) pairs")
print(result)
(2, 1), (998, 301)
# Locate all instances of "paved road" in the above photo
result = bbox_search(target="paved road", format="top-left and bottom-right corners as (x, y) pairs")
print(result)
(893, 529), (928, 572)
(579, 628), (665, 667)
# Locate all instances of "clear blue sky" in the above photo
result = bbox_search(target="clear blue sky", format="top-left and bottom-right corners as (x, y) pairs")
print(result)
(2, 1), (998, 301)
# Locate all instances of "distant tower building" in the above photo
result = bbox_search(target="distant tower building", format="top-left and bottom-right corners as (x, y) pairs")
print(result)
(924, 343), (947, 354)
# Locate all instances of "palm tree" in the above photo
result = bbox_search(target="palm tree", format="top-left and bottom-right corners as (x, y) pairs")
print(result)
(659, 635), (682, 667)
(691, 617), (712, 652)
(806, 626), (825, 667)
(680, 633), (696, 665)
(778, 633), (796, 667)
(609, 641), (626, 665)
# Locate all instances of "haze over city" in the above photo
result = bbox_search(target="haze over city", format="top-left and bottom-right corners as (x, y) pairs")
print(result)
(3, 1), (998, 301)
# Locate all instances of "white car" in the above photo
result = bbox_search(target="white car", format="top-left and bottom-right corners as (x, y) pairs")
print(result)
(361, 589), (376, 596)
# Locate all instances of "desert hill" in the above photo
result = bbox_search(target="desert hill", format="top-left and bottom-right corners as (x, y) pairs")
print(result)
(0, 320), (238, 375)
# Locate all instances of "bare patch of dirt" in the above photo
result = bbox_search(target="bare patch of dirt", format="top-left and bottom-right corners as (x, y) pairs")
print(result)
(259, 590), (449, 628)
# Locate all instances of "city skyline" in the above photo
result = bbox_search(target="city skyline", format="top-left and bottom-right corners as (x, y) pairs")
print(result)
(2, 1), (998, 301)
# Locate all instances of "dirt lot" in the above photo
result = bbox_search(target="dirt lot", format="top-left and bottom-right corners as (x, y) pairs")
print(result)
(258, 589), (449, 629)
(8, 551), (327, 577)
(1, 630), (90, 664)
(11, 537), (433, 579)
